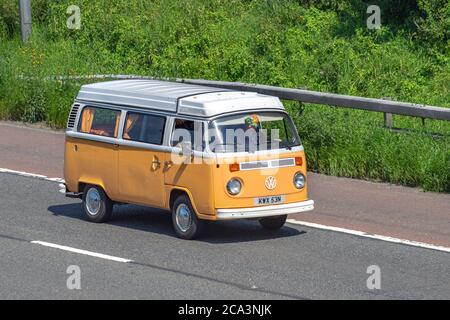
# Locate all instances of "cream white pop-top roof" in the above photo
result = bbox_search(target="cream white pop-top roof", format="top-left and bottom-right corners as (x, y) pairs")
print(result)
(76, 80), (284, 118)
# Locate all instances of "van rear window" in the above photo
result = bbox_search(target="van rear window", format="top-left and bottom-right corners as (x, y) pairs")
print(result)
(123, 112), (166, 145)
(78, 107), (121, 138)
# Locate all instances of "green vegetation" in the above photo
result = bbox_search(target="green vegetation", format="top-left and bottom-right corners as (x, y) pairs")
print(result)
(0, 0), (449, 191)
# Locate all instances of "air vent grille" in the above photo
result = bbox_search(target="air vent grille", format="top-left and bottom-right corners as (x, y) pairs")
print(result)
(67, 104), (80, 129)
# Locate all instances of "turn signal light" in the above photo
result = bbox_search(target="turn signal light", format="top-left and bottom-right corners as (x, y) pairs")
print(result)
(295, 157), (303, 166)
(229, 163), (240, 172)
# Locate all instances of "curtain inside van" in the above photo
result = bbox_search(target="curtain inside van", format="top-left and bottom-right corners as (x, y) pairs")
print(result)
(80, 107), (94, 133)
(124, 114), (140, 139)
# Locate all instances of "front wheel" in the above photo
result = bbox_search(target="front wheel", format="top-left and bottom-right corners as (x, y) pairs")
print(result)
(82, 185), (113, 223)
(259, 215), (287, 230)
(172, 195), (202, 240)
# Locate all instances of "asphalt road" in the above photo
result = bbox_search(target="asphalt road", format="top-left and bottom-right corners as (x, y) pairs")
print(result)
(0, 173), (448, 299)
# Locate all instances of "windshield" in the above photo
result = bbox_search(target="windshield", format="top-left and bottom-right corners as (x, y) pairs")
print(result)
(208, 112), (301, 153)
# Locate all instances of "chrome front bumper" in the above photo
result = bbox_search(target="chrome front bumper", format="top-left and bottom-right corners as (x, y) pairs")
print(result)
(215, 199), (314, 220)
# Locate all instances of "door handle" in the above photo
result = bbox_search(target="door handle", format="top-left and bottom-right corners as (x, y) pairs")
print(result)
(151, 156), (161, 171)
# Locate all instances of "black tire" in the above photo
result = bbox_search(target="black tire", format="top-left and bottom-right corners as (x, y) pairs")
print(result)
(172, 195), (202, 240)
(82, 184), (113, 223)
(259, 215), (287, 230)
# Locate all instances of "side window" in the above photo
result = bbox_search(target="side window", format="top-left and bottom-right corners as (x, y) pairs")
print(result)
(78, 107), (120, 138)
(123, 112), (166, 145)
(171, 118), (204, 151)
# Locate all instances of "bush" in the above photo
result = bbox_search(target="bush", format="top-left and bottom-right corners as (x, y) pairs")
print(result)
(415, 0), (450, 54)
(0, 0), (19, 39)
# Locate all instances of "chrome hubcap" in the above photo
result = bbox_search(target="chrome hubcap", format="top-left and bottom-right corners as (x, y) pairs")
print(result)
(86, 188), (101, 216)
(175, 204), (192, 233)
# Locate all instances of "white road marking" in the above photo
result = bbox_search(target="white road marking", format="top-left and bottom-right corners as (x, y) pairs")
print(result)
(58, 183), (66, 194)
(31, 241), (133, 263)
(287, 219), (450, 253)
(1, 167), (449, 254)
(0, 168), (65, 183)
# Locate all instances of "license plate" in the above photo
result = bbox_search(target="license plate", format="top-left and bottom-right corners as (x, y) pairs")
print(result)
(254, 195), (285, 206)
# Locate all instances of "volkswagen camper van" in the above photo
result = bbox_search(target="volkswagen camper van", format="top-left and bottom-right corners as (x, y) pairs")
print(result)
(64, 80), (314, 239)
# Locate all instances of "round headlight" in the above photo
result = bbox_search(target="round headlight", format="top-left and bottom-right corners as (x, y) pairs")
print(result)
(293, 172), (306, 189)
(226, 178), (242, 195)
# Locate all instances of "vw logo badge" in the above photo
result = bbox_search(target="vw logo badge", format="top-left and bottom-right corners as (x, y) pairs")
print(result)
(265, 176), (277, 190)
